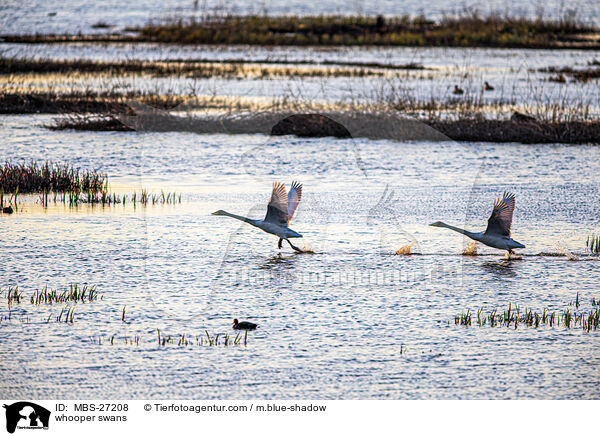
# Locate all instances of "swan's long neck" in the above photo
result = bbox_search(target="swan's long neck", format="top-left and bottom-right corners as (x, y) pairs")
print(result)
(438, 222), (479, 240)
(219, 211), (258, 226)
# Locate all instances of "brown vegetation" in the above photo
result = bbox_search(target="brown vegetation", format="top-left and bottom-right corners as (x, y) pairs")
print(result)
(2, 13), (599, 49)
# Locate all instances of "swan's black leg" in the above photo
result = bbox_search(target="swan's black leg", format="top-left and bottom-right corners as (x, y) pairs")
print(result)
(286, 239), (304, 253)
(278, 238), (283, 249)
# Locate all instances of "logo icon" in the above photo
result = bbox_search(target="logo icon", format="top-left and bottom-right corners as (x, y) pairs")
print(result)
(3, 402), (50, 433)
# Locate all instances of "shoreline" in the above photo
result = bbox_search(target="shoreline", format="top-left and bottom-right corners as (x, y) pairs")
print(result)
(2, 90), (598, 144)
(3, 34), (600, 51)
(2, 13), (600, 50)
(43, 112), (600, 145)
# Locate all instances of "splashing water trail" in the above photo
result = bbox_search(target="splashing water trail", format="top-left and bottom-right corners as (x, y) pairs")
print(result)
(555, 240), (579, 261)
(462, 241), (478, 256)
(300, 242), (315, 254)
(395, 241), (414, 255)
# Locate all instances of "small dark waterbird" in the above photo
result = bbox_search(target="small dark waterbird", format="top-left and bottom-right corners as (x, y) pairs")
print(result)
(430, 192), (525, 257)
(233, 319), (257, 330)
(212, 181), (305, 252)
(483, 81), (495, 91)
(452, 85), (464, 95)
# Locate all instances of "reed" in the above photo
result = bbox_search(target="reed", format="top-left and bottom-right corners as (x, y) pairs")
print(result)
(0, 161), (106, 194)
(5, 286), (22, 305)
(22, 177), (181, 208)
(89, 335), (141, 345)
(155, 330), (247, 347)
(586, 234), (600, 254)
(455, 298), (600, 331)
(49, 306), (76, 323)
(0, 55), (425, 79)
(131, 12), (598, 49)
(539, 65), (600, 83)
(30, 284), (100, 305)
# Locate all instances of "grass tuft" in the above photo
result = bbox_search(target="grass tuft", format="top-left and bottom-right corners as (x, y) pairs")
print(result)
(455, 297), (600, 332)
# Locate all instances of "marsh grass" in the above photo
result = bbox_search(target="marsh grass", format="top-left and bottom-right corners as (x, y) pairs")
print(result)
(0, 284), (102, 326)
(4, 286), (23, 305)
(48, 108), (600, 144)
(30, 284), (100, 305)
(89, 334), (140, 346)
(48, 306), (76, 323)
(455, 300), (600, 332)
(157, 328), (247, 347)
(0, 91), (129, 115)
(0, 56), (426, 79)
(586, 234), (600, 254)
(65, 187), (181, 207)
(539, 65), (600, 83)
(1, 187), (19, 211)
(3, 57), (597, 144)
(0, 160), (181, 208)
(133, 12), (598, 49)
(121, 306), (129, 324)
(90, 331), (247, 347)
(32, 75), (598, 143)
(0, 161), (105, 194)
(4, 11), (598, 48)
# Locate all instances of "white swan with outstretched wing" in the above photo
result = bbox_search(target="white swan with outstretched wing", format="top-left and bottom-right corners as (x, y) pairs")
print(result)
(212, 181), (306, 252)
(430, 191), (525, 257)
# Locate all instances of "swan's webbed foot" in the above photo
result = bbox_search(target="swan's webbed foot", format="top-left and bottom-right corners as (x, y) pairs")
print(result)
(505, 250), (514, 260)
(278, 238), (283, 249)
(287, 239), (305, 253)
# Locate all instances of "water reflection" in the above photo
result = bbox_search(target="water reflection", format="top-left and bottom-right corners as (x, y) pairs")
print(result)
(479, 260), (518, 278)
(258, 254), (298, 270)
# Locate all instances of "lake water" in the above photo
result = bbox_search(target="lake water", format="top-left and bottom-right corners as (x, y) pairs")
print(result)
(1, 0), (598, 36)
(1, 114), (599, 399)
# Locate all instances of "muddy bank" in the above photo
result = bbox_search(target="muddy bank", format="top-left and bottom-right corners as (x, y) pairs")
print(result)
(47, 111), (600, 144)
(0, 56), (426, 75)
(0, 56), (425, 80)
(0, 93), (189, 115)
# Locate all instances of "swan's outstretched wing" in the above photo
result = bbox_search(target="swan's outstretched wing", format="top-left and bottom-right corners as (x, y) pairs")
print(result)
(264, 182), (288, 225)
(484, 192), (515, 237)
(287, 181), (302, 224)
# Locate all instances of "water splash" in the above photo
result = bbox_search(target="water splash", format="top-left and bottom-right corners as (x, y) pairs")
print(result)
(395, 241), (414, 255)
(462, 241), (478, 256)
(556, 240), (579, 261)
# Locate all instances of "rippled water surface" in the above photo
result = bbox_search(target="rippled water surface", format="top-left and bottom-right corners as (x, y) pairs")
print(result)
(1, 115), (599, 399)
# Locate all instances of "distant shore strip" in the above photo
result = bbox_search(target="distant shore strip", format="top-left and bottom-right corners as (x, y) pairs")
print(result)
(2, 13), (600, 49)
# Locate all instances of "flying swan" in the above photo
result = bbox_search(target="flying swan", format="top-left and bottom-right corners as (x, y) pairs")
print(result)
(430, 192), (525, 257)
(212, 181), (306, 253)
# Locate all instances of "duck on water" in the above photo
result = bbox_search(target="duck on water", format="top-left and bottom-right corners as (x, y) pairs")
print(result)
(233, 319), (257, 330)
